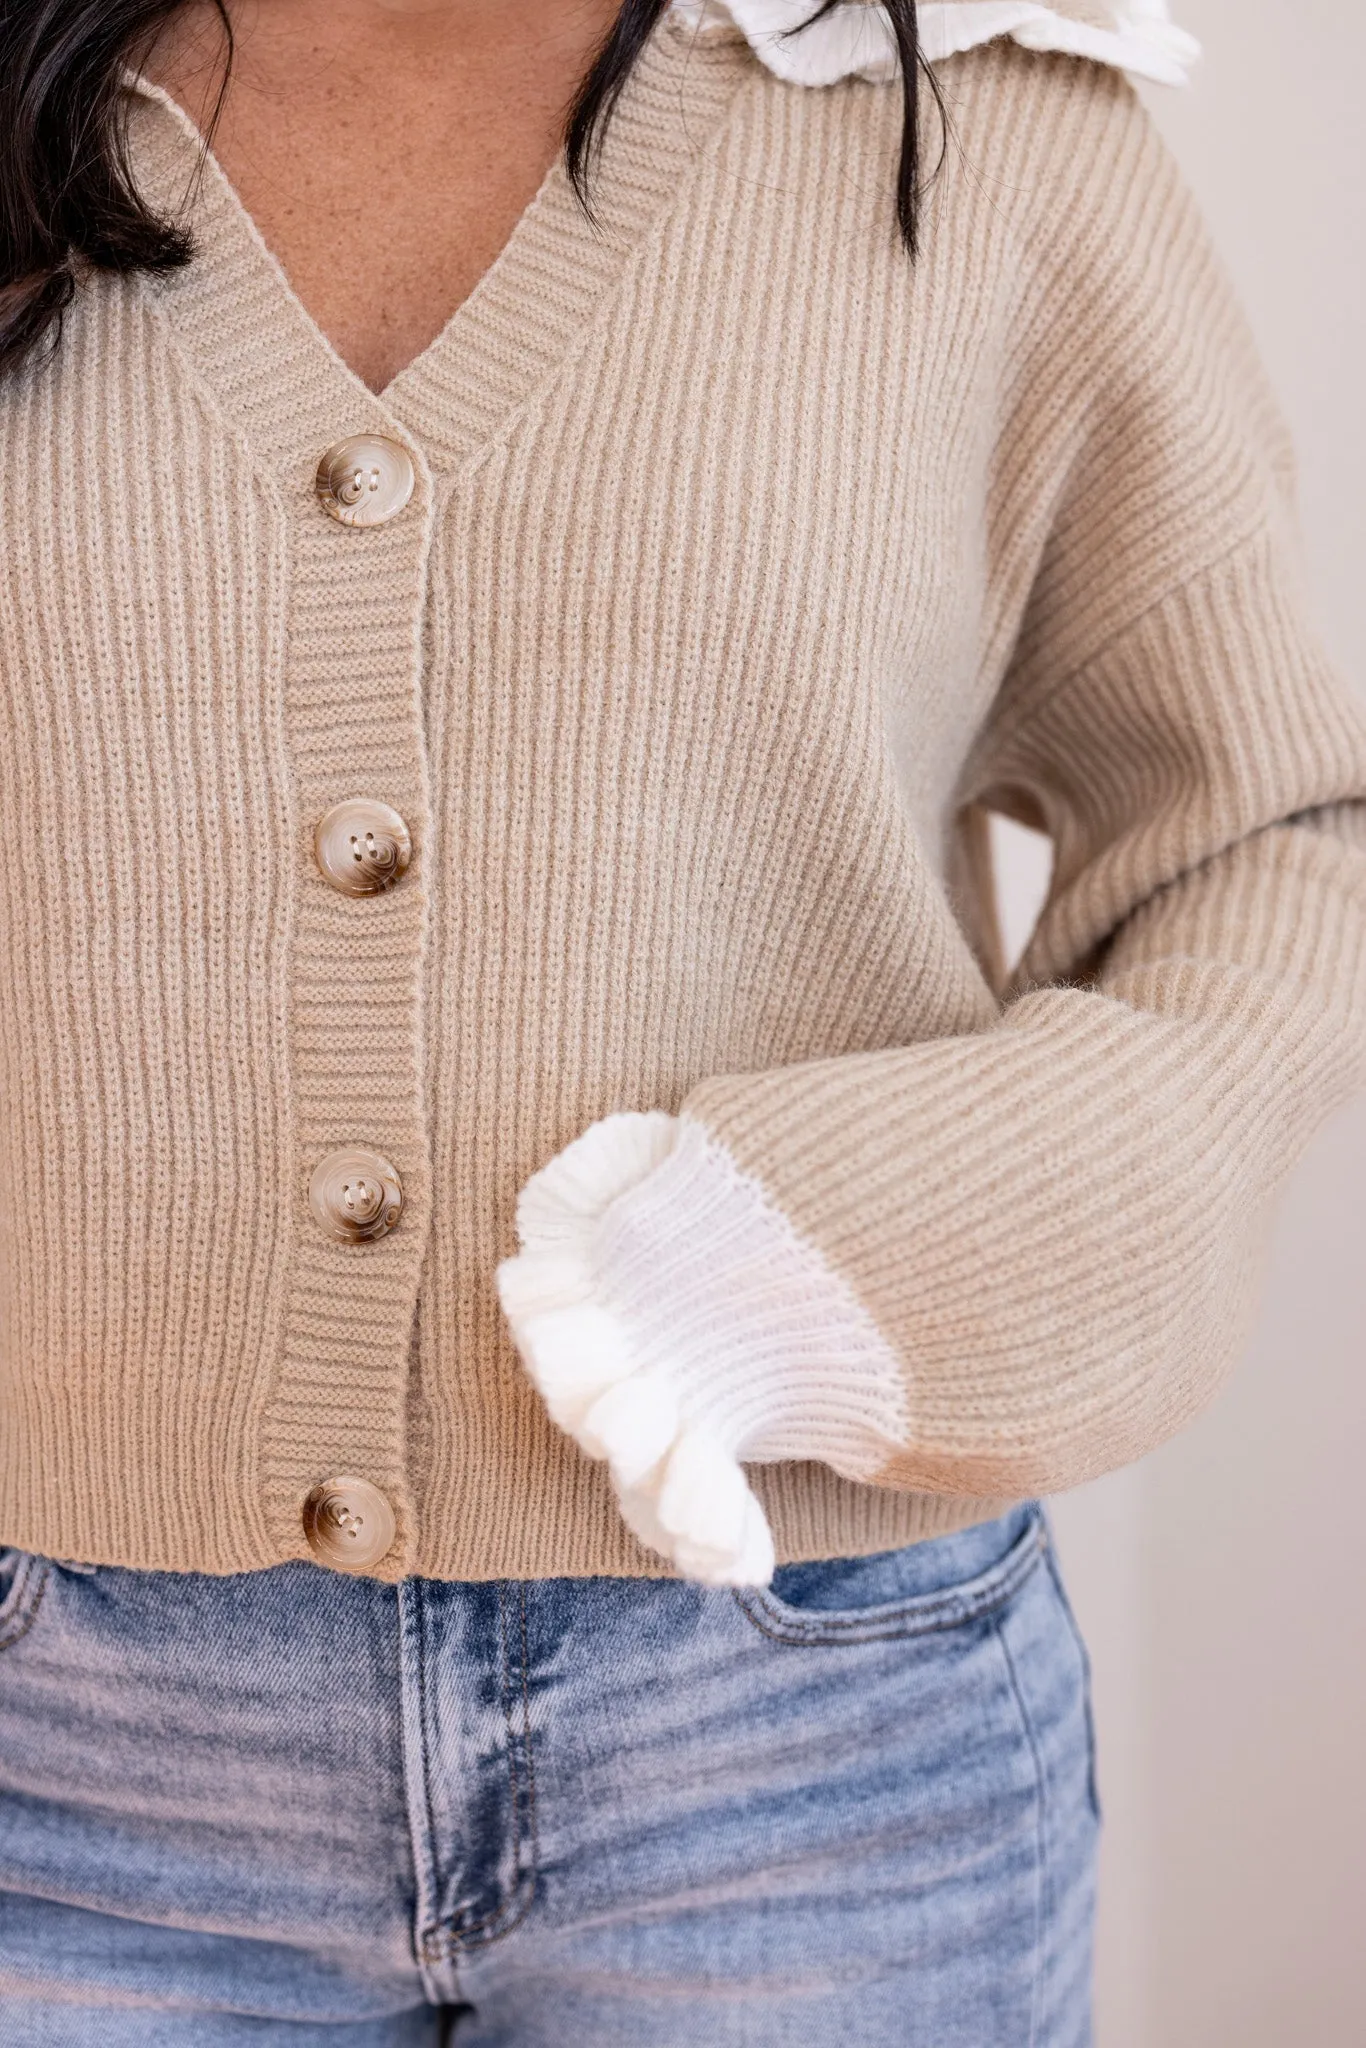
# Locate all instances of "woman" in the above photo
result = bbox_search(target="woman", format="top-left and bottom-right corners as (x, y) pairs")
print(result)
(1, 0), (1362, 2037)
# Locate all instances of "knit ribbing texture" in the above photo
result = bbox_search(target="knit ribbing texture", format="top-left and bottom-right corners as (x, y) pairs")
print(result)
(0, 20), (1363, 1577)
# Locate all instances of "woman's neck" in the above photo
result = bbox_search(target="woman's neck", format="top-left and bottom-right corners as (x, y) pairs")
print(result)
(149, 0), (624, 394)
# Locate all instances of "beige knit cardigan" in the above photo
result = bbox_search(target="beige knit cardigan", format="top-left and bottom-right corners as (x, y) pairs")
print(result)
(2, 7), (1364, 1582)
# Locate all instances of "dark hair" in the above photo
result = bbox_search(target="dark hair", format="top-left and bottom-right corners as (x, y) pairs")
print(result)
(0, 0), (940, 378)
(565, 0), (940, 246)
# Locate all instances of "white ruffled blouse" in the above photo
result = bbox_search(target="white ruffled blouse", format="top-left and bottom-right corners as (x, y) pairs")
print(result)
(666, 0), (1199, 89)
(496, 0), (1199, 1590)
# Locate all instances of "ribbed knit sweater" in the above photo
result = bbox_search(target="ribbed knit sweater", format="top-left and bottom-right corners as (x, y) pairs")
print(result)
(2, 5), (1364, 1581)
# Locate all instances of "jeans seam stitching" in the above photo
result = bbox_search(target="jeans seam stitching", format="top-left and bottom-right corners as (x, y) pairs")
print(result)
(995, 1611), (1048, 2048)
(421, 1585), (537, 1961)
(408, 1583), (448, 1975)
(1043, 1543), (1102, 1826)
(519, 1583), (541, 1891)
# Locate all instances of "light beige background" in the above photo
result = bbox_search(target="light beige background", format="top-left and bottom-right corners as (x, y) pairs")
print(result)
(995, 3), (1366, 2041)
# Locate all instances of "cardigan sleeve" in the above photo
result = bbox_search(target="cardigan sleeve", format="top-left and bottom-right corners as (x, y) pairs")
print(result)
(496, 75), (1366, 1585)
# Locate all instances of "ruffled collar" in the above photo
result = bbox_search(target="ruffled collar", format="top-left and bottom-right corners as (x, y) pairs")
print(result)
(666, 0), (1200, 88)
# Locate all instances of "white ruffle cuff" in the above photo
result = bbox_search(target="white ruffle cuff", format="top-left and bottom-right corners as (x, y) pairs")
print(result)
(496, 1112), (908, 1586)
(668, 0), (1200, 89)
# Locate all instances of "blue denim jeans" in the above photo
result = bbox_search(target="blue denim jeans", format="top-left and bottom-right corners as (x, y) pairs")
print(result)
(0, 1501), (1097, 2044)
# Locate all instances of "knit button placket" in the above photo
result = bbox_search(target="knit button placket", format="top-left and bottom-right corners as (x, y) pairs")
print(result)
(250, 412), (435, 1571)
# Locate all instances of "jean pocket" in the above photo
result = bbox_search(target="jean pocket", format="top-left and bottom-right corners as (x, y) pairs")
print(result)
(733, 1504), (1048, 1646)
(0, 1548), (52, 1651)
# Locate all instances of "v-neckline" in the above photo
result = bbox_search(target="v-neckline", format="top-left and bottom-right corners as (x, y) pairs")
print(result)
(123, 16), (750, 481)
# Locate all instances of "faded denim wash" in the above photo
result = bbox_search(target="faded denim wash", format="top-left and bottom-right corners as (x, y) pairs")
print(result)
(0, 1501), (1098, 2044)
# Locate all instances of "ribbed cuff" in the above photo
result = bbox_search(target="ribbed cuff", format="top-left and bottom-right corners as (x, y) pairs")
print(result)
(496, 1111), (908, 1586)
